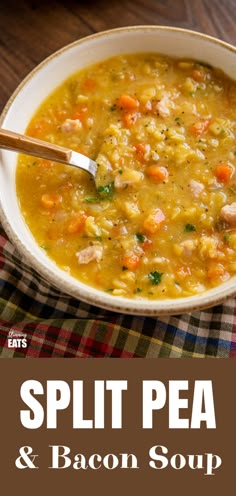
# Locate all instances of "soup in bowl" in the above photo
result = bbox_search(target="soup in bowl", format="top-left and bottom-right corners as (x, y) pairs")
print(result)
(1, 26), (236, 315)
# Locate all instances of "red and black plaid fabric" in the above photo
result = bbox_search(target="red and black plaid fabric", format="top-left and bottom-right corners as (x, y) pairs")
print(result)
(1, 226), (236, 358)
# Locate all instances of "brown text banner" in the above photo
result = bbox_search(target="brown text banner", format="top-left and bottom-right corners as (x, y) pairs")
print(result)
(0, 358), (235, 495)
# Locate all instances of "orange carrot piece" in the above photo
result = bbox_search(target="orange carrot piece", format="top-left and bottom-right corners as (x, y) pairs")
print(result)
(190, 119), (210, 136)
(146, 165), (169, 182)
(122, 253), (140, 270)
(135, 143), (148, 162)
(214, 163), (235, 184)
(192, 69), (204, 82)
(143, 208), (166, 234)
(207, 263), (228, 281)
(123, 112), (138, 127)
(41, 193), (62, 209)
(118, 94), (139, 110)
(67, 212), (87, 234)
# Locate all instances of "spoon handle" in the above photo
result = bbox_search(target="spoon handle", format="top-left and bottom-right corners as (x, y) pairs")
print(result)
(0, 128), (72, 163)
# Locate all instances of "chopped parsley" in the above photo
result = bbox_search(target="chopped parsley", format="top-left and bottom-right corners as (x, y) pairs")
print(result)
(135, 233), (145, 243)
(85, 196), (100, 203)
(185, 223), (196, 232)
(97, 182), (114, 198)
(148, 271), (163, 285)
(134, 288), (142, 294)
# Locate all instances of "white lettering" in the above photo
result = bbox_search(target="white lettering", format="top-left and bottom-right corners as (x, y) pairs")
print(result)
(169, 381), (189, 429)
(191, 381), (216, 428)
(49, 445), (71, 469)
(142, 381), (166, 428)
(149, 445), (222, 475)
(47, 381), (70, 429)
(73, 381), (93, 429)
(49, 447), (138, 470)
(106, 380), (128, 428)
(20, 380), (44, 429)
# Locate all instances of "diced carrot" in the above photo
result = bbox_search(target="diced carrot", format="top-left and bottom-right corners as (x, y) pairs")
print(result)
(207, 263), (228, 281)
(118, 94), (139, 110)
(122, 253), (140, 270)
(41, 193), (62, 209)
(143, 208), (166, 234)
(67, 212), (87, 234)
(135, 143), (148, 162)
(146, 165), (169, 182)
(192, 69), (204, 82)
(214, 163), (235, 184)
(190, 119), (210, 136)
(123, 112), (138, 127)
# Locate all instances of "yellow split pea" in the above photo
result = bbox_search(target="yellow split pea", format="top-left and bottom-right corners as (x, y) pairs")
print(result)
(16, 53), (236, 299)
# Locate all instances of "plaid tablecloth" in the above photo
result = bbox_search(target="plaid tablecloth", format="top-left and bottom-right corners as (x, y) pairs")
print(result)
(0, 225), (236, 358)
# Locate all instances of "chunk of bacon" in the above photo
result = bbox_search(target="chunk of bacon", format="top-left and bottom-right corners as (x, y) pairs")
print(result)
(156, 96), (171, 117)
(76, 245), (103, 264)
(220, 203), (236, 225)
(61, 118), (82, 133)
(188, 179), (204, 197)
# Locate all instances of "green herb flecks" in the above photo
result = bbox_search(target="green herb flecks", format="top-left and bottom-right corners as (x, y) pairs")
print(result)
(135, 233), (145, 243)
(148, 271), (163, 285)
(97, 182), (114, 199)
(185, 223), (196, 232)
(85, 196), (100, 203)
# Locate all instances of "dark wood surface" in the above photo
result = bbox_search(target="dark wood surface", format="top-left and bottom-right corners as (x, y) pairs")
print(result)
(0, 0), (235, 114)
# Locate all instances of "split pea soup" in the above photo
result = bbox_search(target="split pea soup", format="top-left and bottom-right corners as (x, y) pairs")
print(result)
(16, 53), (236, 299)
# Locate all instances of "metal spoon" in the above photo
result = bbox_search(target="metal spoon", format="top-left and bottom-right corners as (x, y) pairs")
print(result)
(0, 128), (97, 179)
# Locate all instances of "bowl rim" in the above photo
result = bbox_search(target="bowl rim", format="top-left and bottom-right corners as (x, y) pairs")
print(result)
(1, 24), (236, 316)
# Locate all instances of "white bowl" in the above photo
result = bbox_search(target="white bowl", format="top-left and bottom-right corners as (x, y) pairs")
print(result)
(1, 26), (236, 316)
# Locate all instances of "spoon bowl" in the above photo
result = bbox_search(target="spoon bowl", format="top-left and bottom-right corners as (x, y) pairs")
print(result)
(0, 128), (97, 179)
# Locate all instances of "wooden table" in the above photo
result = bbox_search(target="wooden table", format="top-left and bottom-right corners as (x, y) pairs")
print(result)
(0, 0), (235, 114)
